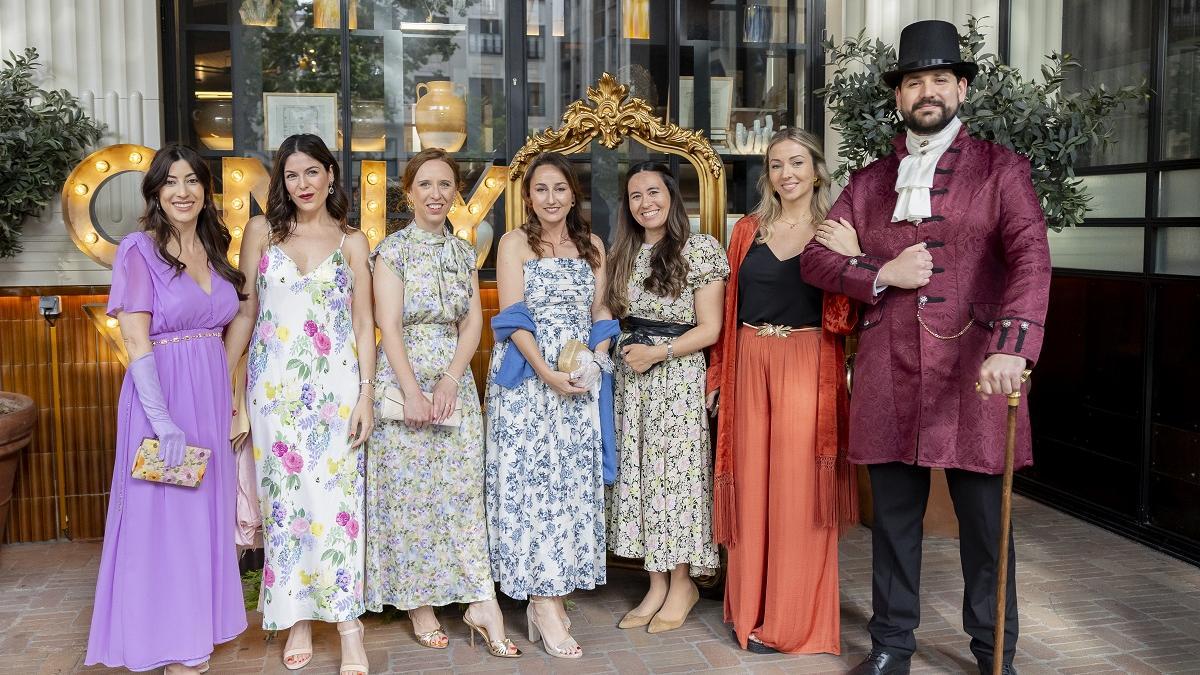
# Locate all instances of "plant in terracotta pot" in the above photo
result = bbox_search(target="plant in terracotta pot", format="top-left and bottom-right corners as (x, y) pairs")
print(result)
(0, 393), (37, 542)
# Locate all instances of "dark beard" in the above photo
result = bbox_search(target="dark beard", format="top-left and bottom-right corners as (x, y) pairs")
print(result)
(901, 98), (959, 135)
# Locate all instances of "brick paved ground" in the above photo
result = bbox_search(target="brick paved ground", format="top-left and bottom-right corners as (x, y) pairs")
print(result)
(3, 495), (1199, 674)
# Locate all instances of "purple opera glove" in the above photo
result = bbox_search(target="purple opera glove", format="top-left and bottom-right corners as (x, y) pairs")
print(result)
(128, 352), (187, 468)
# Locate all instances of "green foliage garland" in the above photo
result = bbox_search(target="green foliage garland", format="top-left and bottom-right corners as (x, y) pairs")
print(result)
(816, 16), (1148, 231)
(0, 48), (104, 258)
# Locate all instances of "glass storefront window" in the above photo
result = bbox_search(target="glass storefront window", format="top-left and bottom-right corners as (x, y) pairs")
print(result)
(1079, 173), (1146, 219)
(174, 0), (821, 249)
(1062, 0), (1152, 167)
(1046, 226), (1144, 273)
(1160, 169), (1200, 218)
(681, 0), (805, 153)
(1163, 0), (1200, 160)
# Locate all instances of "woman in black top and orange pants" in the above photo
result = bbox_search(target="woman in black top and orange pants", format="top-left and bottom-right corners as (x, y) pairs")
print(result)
(706, 128), (860, 654)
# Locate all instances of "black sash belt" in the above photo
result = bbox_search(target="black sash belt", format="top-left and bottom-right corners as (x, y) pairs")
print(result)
(619, 316), (695, 350)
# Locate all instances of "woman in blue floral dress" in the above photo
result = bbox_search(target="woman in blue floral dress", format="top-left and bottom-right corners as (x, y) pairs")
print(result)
(486, 152), (614, 659)
(225, 134), (374, 675)
(365, 149), (519, 659)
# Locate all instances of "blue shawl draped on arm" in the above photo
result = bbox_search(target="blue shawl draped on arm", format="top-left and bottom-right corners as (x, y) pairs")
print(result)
(490, 303), (621, 484)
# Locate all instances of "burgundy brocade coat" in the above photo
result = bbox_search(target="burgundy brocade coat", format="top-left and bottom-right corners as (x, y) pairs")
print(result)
(800, 127), (1052, 474)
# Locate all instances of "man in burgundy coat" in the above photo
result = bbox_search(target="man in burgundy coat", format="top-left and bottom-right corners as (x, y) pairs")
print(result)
(801, 20), (1051, 675)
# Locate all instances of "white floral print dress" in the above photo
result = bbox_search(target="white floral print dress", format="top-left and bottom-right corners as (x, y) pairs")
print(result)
(608, 234), (728, 575)
(247, 235), (365, 629)
(485, 257), (606, 599)
(364, 225), (493, 611)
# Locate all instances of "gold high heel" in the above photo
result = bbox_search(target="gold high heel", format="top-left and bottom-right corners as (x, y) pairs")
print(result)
(526, 599), (582, 659)
(647, 581), (700, 634)
(463, 609), (522, 658)
(414, 626), (448, 649)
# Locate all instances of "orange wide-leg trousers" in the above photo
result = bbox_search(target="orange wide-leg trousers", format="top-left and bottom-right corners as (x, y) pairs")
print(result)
(724, 326), (841, 654)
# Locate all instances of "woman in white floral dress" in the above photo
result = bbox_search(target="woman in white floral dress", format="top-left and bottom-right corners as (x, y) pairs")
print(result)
(225, 134), (374, 675)
(365, 149), (519, 659)
(486, 152), (614, 659)
(605, 162), (728, 634)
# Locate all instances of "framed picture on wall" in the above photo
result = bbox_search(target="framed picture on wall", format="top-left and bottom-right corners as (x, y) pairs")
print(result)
(677, 76), (735, 136)
(263, 92), (339, 151)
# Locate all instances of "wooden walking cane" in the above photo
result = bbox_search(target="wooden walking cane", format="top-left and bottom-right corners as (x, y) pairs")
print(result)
(992, 369), (1031, 675)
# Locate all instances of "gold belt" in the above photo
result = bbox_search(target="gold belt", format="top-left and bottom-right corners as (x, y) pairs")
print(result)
(741, 322), (819, 338)
(150, 331), (223, 346)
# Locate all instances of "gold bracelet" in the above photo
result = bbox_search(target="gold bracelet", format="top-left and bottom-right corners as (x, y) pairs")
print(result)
(441, 371), (461, 386)
(359, 391), (375, 402)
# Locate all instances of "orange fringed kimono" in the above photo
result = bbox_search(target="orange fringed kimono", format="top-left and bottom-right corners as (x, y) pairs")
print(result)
(705, 215), (859, 653)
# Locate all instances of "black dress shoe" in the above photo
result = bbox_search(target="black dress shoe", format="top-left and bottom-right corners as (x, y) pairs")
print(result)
(976, 661), (1018, 675)
(847, 650), (911, 675)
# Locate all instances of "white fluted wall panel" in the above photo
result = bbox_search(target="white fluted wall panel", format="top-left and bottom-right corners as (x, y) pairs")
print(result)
(823, 0), (1000, 179)
(0, 0), (162, 286)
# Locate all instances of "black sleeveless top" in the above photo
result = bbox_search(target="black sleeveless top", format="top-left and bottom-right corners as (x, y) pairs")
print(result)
(737, 241), (822, 328)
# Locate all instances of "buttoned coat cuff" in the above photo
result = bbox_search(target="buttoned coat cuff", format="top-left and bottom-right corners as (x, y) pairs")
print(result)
(988, 317), (1043, 365)
(841, 255), (888, 304)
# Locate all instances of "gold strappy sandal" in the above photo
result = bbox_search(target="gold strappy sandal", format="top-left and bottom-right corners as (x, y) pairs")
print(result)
(463, 612), (522, 658)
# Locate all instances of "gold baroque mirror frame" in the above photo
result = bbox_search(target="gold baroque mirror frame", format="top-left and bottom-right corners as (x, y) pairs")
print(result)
(505, 73), (727, 241)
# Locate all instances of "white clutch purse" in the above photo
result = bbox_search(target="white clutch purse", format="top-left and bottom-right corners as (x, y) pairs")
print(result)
(380, 386), (462, 427)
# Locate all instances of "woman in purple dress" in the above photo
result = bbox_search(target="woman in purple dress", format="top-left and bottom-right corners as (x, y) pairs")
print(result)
(85, 145), (248, 673)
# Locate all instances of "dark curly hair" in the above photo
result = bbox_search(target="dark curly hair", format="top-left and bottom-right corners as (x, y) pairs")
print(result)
(265, 134), (353, 244)
(139, 144), (246, 298)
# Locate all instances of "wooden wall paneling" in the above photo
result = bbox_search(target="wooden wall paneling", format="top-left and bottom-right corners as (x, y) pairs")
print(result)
(0, 294), (122, 543)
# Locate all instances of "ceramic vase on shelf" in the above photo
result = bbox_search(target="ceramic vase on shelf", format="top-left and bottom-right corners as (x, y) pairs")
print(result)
(350, 100), (386, 152)
(192, 99), (234, 151)
(414, 81), (467, 152)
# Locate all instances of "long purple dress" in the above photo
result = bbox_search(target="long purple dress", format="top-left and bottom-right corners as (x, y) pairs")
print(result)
(85, 231), (246, 671)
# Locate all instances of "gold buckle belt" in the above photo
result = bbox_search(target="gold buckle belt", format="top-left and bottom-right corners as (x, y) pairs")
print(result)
(741, 322), (819, 338)
(150, 331), (223, 346)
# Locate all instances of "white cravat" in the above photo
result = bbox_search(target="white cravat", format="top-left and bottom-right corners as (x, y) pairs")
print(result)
(892, 115), (962, 223)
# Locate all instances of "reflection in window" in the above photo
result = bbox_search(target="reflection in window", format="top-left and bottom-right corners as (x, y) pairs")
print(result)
(1063, 0), (1151, 167)
(1164, 0), (1200, 160)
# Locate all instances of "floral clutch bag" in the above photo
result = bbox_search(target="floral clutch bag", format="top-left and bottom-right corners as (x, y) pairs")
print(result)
(131, 438), (211, 487)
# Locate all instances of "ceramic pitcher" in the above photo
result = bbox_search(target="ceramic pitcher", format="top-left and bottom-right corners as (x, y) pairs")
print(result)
(414, 81), (467, 152)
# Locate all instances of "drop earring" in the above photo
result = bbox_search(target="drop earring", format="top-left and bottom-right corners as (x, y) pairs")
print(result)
(328, 185), (334, 195)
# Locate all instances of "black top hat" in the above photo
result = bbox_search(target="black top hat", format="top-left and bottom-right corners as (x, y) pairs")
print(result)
(882, 20), (978, 89)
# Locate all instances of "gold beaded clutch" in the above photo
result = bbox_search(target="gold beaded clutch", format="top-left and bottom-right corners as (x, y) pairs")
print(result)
(556, 339), (594, 373)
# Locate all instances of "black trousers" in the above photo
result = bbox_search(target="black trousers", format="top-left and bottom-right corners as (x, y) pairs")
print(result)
(867, 462), (1018, 668)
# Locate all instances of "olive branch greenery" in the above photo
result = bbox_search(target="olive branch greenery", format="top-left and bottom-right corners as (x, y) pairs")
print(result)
(816, 16), (1148, 231)
(0, 47), (104, 258)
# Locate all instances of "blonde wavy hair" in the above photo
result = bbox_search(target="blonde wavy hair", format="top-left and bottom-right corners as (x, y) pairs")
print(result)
(750, 128), (833, 243)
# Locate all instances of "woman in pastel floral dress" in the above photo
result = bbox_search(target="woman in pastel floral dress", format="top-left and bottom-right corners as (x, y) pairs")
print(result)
(486, 152), (614, 659)
(225, 134), (374, 675)
(605, 162), (728, 634)
(365, 148), (519, 659)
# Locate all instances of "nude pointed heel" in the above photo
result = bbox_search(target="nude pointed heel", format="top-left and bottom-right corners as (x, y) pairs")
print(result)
(647, 581), (700, 634)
